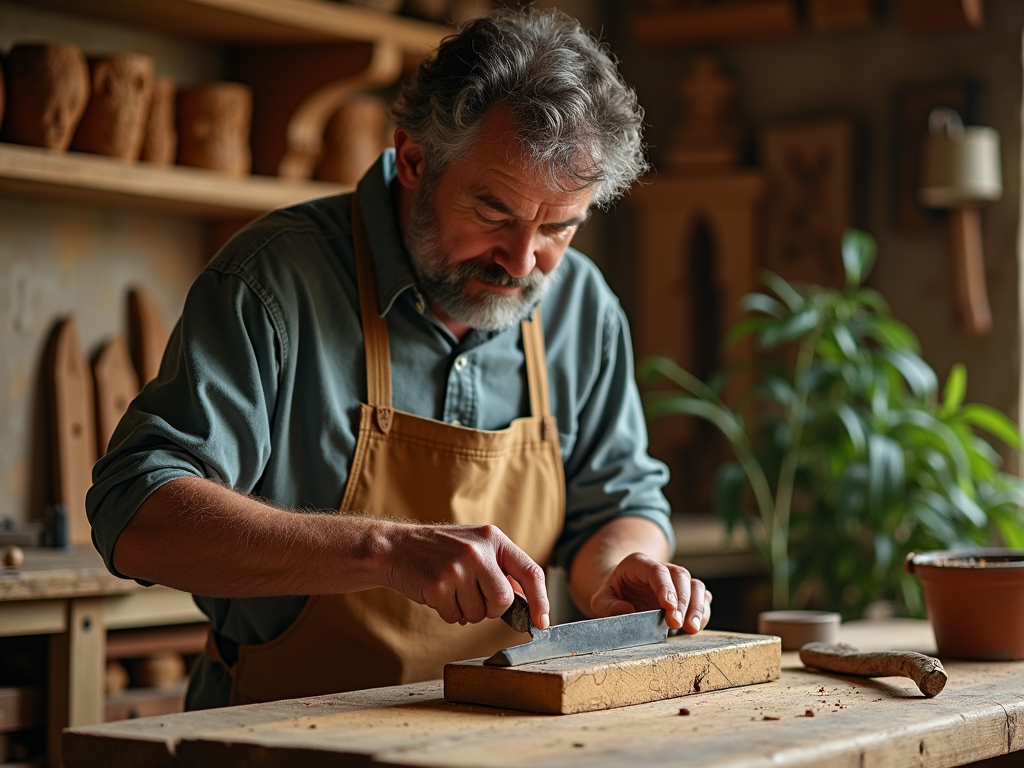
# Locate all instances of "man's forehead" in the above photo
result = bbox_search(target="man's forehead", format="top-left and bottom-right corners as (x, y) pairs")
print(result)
(471, 183), (592, 223)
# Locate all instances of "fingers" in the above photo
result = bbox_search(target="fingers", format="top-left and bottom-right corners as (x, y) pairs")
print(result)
(592, 553), (711, 634)
(498, 538), (550, 629)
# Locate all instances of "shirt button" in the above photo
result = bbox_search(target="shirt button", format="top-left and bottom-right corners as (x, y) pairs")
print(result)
(451, 419), (462, 427)
(454, 355), (468, 371)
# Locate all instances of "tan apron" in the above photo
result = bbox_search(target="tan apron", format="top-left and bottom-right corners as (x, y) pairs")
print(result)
(210, 196), (566, 705)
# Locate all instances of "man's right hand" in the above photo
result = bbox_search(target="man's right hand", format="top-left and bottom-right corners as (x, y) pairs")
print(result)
(385, 522), (550, 629)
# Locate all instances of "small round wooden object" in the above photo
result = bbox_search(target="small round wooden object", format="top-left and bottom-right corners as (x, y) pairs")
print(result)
(176, 82), (253, 176)
(71, 53), (155, 160)
(3, 545), (24, 568)
(134, 651), (186, 689)
(1, 42), (90, 150)
(105, 660), (130, 695)
(758, 610), (840, 651)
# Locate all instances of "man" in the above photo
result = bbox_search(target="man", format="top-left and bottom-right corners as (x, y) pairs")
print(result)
(88, 7), (711, 709)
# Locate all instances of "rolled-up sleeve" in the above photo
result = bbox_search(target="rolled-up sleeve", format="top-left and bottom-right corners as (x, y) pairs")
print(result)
(87, 266), (282, 578)
(552, 301), (673, 570)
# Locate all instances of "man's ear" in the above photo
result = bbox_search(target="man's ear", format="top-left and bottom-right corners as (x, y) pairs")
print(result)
(393, 129), (427, 190)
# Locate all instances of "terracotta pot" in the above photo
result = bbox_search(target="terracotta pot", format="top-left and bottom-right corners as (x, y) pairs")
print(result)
(176, 82), (252, 176)
(71, 53), (155, 160)
(906, 548), (1024, 660)
(1, 42), (90, 151)
(140, 77), (177, 165)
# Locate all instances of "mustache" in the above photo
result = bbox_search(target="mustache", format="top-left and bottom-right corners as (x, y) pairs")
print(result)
(454, 259), (546, 288)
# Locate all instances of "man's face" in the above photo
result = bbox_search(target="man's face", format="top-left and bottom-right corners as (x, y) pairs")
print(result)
(400, 108), (594, 332)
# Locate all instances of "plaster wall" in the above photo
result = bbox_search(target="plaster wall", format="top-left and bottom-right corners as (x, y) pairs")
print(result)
(0, 2), (218, 525)
(607, 0), (1024, 480)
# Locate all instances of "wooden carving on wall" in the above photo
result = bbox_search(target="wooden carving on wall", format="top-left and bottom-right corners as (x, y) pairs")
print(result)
(761, 118), (854, 288)
(666, 55), (742, 171)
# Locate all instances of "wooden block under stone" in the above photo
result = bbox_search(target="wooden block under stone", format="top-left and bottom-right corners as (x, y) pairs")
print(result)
(444, 630), (780, 715)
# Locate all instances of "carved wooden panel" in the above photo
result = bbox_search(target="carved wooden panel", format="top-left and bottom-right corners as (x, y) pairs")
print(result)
(761, 118), (854, 288)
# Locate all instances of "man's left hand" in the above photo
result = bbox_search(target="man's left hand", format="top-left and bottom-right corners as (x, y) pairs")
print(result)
(590, 552), (712, 633)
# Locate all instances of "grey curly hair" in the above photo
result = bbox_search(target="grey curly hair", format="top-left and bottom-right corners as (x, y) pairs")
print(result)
(389, 7), (648, 208)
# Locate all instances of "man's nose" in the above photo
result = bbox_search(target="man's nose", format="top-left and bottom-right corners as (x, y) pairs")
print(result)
(494, 228), (538, 278)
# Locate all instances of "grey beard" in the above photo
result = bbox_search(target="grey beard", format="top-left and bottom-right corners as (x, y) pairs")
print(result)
(404, 186), (560, 332)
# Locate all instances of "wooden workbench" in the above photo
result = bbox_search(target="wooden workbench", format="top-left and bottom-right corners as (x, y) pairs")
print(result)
(0, 547), (206, 764)
(63, 619), (1024, 768)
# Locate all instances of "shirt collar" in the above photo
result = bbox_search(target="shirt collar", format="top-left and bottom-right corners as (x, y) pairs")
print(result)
(355, 148), (418, 317)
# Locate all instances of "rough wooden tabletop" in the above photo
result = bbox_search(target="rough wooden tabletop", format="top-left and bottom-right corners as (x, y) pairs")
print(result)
(0, 546), (140, 601)
(63, 620), (1024, 768)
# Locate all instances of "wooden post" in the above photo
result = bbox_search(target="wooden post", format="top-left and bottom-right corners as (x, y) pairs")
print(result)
(49, 597), (106, 766)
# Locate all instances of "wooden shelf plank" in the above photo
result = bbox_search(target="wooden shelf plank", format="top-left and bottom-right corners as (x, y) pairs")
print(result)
(0, 144), (350, 219)
(631, 0), (799, 45)
(25, 0), (448, 53)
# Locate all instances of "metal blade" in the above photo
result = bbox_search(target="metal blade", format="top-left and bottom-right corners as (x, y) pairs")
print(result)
(485, 609), (668, 666)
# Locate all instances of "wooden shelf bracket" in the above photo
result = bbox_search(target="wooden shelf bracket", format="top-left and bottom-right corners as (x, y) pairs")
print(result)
(230, 41), (403, 179)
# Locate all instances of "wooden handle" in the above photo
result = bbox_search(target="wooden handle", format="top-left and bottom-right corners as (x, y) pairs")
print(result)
(799, 642), (947, 697)
(949, 206), (992, 336)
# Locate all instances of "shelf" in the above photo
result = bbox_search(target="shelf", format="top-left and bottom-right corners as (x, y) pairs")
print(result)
(630, 0), (799, 45)
(0, 143), (351, 219)
(26, 0), (448, 54)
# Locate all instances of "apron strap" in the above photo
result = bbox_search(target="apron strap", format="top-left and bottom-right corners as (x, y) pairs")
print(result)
(352, 194), (392, 410)
(521, 308), (552, 420)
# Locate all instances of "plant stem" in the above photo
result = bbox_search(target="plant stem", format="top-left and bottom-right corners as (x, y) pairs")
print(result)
(770, 334), (818, 609)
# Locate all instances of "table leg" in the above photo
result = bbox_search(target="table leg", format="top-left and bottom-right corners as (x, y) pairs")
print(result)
(48, 597), (105, 766)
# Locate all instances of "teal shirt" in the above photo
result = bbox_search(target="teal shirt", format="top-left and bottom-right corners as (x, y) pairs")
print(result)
(87, 150), (672, 707)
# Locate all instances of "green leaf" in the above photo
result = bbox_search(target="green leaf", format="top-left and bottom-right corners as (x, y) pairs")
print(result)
(714, 463), (748, 533)
(867, 433), (904, 516)
(960, 404), (1023, 449)
(842, 229), (878, 288)
(642, 393), (745, 444)
(760, 307), (821, 348)
(865, 318), (920, 352)
(834, 403), (867, 455)
(881, 349), (938, 400)
(940, 364), (967, 417)
(831, 323), (858, 360)
(740, 292), (787, 318)
(894, 410), (971, 484)
(639, 357), (719, 402)
(760, 270), (805, 312)
(948, 485), (989, 528)
(848, 288), (890, 315)
(725, 316), (773, 348)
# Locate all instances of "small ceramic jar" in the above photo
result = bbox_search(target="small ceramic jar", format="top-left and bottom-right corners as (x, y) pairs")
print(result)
(71, 53), (155, 160)
(2, 42), (90, 151)
(176, 82), (253, 176)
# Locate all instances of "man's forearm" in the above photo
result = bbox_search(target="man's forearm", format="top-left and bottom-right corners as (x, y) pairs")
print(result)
(567, 516), (671, 616)
(112, 476), (395, 598)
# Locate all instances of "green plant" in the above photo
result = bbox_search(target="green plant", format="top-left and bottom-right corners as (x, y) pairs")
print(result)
(641, 229), (1024, 617)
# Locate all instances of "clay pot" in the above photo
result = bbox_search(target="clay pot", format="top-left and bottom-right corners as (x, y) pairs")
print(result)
(140, 77), (177, 165)
(757, 610), (840, 651)
(71, 53), (155, 160)
(176, 82), (252, 176)
(906, 549), (1024, 660)
(1, 42), (90, 151)
(314, 95), (388, 185)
